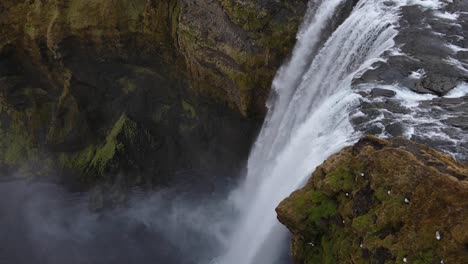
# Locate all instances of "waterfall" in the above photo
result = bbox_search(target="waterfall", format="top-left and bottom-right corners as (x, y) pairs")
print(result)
(221, 0), (403, 263)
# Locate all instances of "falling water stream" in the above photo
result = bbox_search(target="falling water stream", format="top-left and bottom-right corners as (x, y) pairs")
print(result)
(2, 1), (466, 264)
(221, 0), (403, 263)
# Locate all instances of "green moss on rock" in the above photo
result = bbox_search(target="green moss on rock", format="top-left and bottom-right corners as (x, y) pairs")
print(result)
(277, 136), (468, 264)
(89, 114), (137, 175)
(0, 92), (55, 177)
(181, 100), (197, 119)
(324, 166), (355, 193)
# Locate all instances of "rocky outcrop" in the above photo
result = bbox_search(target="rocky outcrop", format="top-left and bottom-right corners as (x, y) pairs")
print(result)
(178, 0), (308, 116)
(277, 136), (468, 264)
(0, 0), (310, 187)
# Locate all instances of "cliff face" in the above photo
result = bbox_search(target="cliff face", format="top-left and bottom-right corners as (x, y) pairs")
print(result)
(277, 136), (468, 264)
(1, 0), (308, 117)
(178, 0), (309, 116)
(0, 0), (308, 187)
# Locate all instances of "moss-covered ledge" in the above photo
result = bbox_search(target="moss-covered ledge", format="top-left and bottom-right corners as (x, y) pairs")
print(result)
(276, 136), (468, 264)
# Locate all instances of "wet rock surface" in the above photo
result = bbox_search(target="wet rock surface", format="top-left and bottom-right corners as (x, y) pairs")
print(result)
(350, 1), (468, 163)
(371, 88), (397, 98)
(277, 136), (468, 264)
(355, 0), (468, 96)
(351, 87), (468, 162)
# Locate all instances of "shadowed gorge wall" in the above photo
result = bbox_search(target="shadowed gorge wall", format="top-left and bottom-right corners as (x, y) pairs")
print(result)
(0, 0), (308, 190)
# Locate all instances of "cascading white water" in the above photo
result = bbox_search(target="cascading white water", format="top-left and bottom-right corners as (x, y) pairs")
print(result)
(221, 0), (404, 263)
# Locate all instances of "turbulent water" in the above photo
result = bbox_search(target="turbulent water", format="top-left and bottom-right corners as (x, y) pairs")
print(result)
(219, 0), (467, 264)
(220, 1), (401, 263)
(2, 0), (467, 264)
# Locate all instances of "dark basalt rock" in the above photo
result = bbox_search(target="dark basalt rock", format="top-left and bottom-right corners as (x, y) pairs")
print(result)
(384, 122), (405, 137)
(414, 74), (463, 96)
(373, 247), (395, 264)
(370, 88), (396, 98)
(354, 1), (468, 96)
(443, 116), (468, 130)
(352, 185), (378, 216)
(354, 84), (468, 161)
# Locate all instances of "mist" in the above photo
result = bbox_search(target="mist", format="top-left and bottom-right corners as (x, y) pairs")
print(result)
(0, 176), (242, 264)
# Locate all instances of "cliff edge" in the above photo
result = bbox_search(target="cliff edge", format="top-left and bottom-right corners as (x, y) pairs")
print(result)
(277, 136), (468, 264)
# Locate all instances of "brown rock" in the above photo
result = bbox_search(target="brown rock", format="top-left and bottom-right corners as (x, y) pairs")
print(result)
(277, 136), (468, 264)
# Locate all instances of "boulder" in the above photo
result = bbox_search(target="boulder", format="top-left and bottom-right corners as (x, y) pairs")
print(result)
(370, 88), (396, 98)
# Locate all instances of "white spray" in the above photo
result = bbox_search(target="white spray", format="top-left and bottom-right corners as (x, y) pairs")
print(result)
(221, 0), (402, 263)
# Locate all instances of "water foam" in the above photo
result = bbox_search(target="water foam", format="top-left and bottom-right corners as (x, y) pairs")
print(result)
(220, 1), (402, 263)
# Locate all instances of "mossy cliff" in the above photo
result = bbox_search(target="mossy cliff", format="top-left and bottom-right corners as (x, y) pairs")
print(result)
(277, 136), (468, 264)
(0, 0), (312, 188)
(1, 0), (308, 117)
(178, 0), (308, 116)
